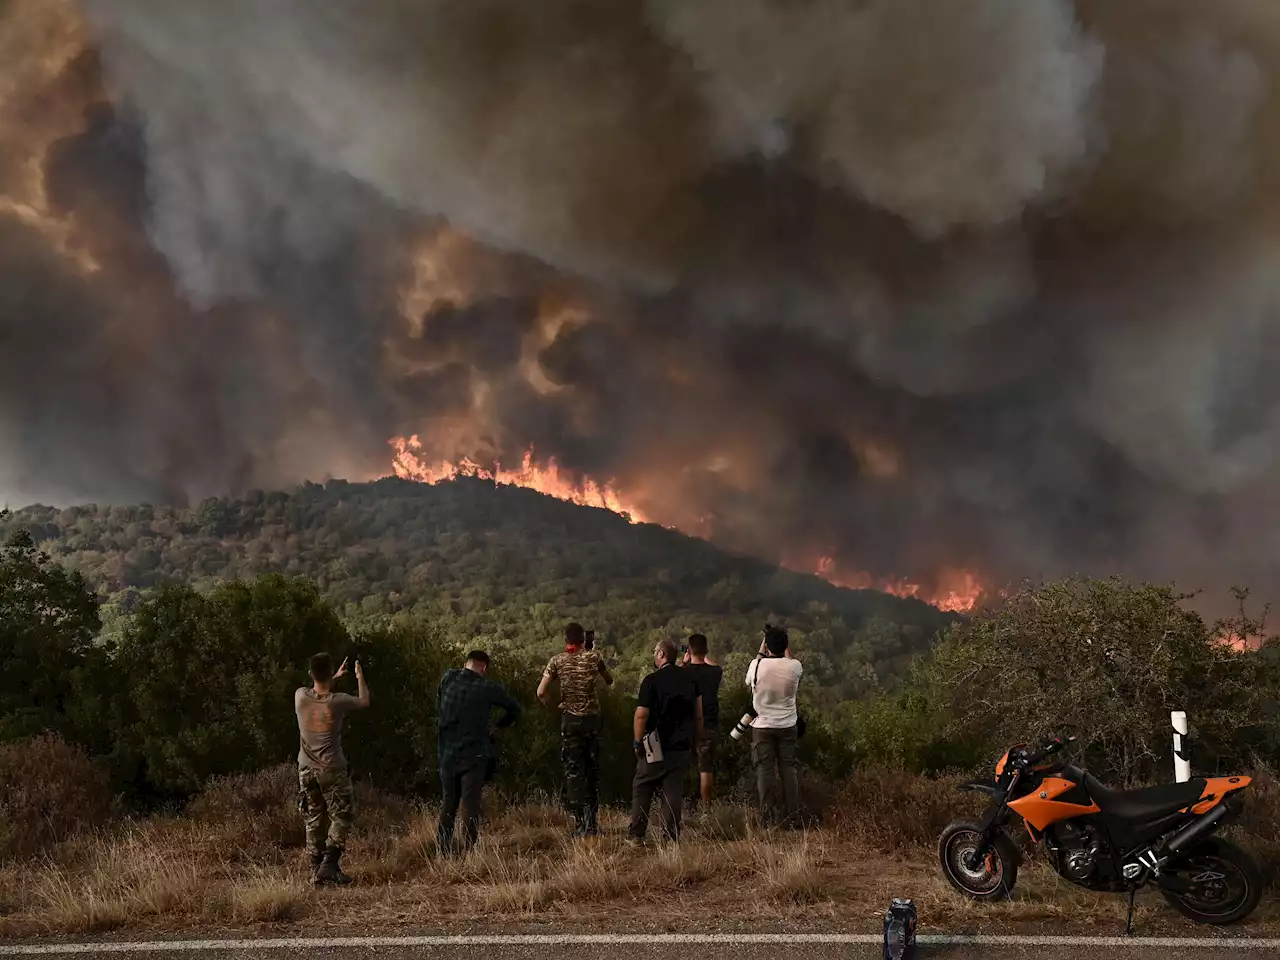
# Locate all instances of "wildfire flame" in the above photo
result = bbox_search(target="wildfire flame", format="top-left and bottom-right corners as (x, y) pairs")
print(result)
(389, 436), (983, 612)
(810, 557), (984, 613)
(391, 435), (650, 521)
(1217, 631), (1261, 653)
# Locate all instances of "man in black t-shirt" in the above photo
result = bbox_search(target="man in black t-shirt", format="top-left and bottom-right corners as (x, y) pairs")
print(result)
(681, 633), (722, 806)
(628, 638), (702, 843)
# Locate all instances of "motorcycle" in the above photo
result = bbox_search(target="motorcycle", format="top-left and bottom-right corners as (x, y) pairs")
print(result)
(938, 734), (1263, 928)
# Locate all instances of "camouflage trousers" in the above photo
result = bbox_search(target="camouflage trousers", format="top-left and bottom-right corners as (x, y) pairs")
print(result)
(560, 712), (601, 815)
(298, 765), (354, 853)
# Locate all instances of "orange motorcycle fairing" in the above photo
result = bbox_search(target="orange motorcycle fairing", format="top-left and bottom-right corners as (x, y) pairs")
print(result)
(1007, 776), (1101, 831)
(994, 744), (1026, 777)
(1188, 776), (1252, 815)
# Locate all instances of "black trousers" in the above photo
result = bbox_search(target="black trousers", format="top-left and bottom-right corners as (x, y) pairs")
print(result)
(561, 712), (602, 819)
(628, 750), (691, 841)
(437, 759), (486, 854)
(752, 725), (801, 825)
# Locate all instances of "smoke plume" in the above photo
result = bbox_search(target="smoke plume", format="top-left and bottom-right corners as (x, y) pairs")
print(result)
(5, 0), (1280, 606)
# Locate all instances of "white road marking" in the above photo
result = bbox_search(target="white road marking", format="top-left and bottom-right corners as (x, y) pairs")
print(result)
(3, 934), (1280, 954)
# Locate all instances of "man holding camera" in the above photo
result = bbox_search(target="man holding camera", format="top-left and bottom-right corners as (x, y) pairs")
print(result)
(295, 652), (369, 885)
(436, 650), (522, 855)
(747, 625), (803, 827)
(538, 622), (614, 837)
(629, 638), (702, 844)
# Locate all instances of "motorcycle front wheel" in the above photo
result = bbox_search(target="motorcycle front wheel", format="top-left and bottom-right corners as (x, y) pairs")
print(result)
(1160, 838), (1263, 925)
(938, 820), (1019, 901)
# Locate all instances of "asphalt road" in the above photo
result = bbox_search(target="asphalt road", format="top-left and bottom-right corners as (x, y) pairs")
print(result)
(3, 934), (1279, 959)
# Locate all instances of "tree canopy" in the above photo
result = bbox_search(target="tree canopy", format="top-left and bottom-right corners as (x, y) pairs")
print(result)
(3, 493), (1275, 809)
(0, 478), (955, 704)
(0, 527), (103, 742)
(855, 577), (1280, 783)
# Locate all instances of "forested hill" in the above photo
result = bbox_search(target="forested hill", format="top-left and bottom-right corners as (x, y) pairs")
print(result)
(0, 478), (955, 702)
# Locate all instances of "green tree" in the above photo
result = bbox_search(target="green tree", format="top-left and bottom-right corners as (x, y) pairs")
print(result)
(0, 479), (954, 704)
(0, 529), (103, 742)
(924, 577), (1276, 783)
(114, 575), (350, 795)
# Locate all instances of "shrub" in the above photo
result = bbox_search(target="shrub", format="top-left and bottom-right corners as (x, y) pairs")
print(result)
(0, 734), (113, 860)
(189, 763), (412, 852)
(924, 578), (1278, 784)
(113, 576), (351, 796)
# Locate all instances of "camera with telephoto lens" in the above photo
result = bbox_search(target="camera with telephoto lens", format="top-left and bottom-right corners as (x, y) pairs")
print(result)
(729, 705), (758, 741)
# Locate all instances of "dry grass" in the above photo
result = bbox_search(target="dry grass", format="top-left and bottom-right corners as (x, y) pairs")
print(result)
(751, 836), (826, 905)
(828, 767), (986, 851)
(2, 767), (1278, 940)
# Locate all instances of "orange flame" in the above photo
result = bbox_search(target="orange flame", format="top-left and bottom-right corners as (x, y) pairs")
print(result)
(804, 557), (983, 612)
(389, 436), (984, 612)
(1216, 631), (1260, 653)
(391, 435), (650, 522)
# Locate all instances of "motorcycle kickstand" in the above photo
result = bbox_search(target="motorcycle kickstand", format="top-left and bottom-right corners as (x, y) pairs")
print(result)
(1124, 886), (1137, 936)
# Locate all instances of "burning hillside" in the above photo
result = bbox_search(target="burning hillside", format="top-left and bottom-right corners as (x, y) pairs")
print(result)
(5, 1), (1280, 614)
(391, 436), (651, 523)
(391, 435), (984, 610)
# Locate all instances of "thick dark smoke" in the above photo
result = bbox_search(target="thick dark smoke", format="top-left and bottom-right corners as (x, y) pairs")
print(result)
(5, 0), (1280, 606)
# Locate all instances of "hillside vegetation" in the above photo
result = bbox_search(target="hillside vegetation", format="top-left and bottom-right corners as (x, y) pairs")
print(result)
(3, 486), (1280, 938)
(0, 477), (954, 705)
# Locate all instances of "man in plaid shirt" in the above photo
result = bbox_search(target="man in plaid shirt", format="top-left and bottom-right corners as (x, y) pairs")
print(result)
(436, 650), (522, 855)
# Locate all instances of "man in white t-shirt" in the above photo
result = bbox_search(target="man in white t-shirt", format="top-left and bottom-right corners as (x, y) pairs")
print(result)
(746, 624), (803, 826)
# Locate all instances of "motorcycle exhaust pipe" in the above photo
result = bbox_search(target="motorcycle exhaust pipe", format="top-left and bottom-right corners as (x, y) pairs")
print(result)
(1165, 801), (1230, 855)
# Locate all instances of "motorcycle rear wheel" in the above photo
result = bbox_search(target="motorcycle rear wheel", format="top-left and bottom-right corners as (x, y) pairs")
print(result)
(1159, 837), (1263, 925)
(938, 820), (1019, 901)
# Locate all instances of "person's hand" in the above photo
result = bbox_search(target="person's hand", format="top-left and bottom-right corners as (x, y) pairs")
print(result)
(354, 659), (365, 680)
(333, 657), (350, 680)
(681, 649), (692, 665)
(633, 740), (644, 760)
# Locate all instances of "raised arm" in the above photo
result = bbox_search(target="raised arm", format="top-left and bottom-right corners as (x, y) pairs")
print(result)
(354, 660), (370, 708)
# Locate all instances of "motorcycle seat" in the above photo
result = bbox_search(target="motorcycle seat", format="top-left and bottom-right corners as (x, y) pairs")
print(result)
(1083, 773), (1207, 821)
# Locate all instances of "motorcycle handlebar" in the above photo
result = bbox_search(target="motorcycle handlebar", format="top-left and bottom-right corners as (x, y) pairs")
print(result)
(1014, 734), (1078, 769)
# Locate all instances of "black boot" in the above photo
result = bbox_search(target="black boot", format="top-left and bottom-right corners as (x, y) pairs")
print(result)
(315, 846), (353, 886)
(307, 849), (325, 885)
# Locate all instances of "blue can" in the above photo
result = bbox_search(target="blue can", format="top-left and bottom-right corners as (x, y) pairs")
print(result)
(882, 897), (917, 960)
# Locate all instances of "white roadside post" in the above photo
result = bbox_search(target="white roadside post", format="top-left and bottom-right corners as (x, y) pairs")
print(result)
(1172, 710), (1191, 783)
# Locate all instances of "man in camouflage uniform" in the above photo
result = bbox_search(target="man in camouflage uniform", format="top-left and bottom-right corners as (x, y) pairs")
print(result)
(295, 652), (369, 885)
(537, 622), (613, 837)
